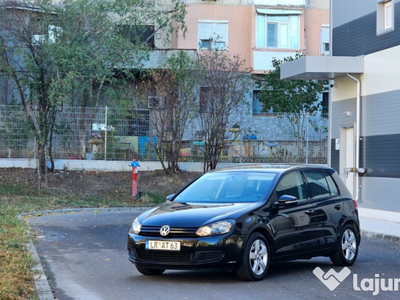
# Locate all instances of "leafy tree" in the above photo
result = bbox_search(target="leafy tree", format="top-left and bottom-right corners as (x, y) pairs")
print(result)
(0, 0), (187, 178)
(258, 53), (327, 160)
(139, 51), (197, 173)
(196, 50), (250, 172)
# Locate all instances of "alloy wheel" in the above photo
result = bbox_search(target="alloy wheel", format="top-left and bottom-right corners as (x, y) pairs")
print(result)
(249, 239), (268, 275)
(341, 228), (357, 261)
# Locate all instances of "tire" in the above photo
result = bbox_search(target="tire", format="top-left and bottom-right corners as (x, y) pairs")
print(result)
(330, 224), (359, 266)
(136, 265), (165, 276)
(236, 233), (270, 281)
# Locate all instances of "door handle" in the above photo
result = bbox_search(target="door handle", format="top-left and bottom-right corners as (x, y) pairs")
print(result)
(334, 205), (341, 210)
(305, 210), (314, 215)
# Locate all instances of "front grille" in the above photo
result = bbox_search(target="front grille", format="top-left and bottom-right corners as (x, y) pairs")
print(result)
(132, 249), (224, 264)
(135, 249), (195, 263)
(140, 225), (198, 238)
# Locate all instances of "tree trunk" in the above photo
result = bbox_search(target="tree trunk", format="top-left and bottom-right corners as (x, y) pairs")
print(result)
(37, 142), (47, 174)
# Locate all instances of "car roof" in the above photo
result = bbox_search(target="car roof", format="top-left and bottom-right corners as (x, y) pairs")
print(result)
(214, 164), (333, 174)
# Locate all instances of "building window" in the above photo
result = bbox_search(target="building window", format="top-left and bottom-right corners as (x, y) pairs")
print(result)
(377, 0), (394, 35)
(384, 1), (393, 29)
(198, 20), (228, 50)
(320, 25), (330, 56)
(31, 18), (61, 45)
(118, 25), (155, 49)
(252, 90), (274, 116)
(322, 92), (329, 117)
(256, 11), (300, 49)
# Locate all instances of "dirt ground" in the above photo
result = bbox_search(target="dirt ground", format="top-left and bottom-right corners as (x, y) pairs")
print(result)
(0, 167), (201, 199)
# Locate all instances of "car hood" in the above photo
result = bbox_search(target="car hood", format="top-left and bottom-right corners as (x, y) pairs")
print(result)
(139, 201), (258, 227)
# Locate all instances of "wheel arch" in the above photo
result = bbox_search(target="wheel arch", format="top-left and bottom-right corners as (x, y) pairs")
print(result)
(246, 226), (274, 252)
(343, 219), (361, 244)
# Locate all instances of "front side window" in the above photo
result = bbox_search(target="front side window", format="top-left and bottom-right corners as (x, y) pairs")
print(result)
(256, 14), (299, 49)
(275, 171), (308, 201)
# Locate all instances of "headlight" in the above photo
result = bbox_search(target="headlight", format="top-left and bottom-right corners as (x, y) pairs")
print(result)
(196, 220), (235, 237)
(130, 218), (141, 234)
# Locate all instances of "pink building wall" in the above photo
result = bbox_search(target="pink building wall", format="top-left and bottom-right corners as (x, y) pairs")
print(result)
(173, 3), (329, 72)
(304, 9), (330, 56)
(175, 4), (253, 69)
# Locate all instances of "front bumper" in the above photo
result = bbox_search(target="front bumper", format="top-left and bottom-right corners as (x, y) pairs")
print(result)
(127, 232), (244, 269)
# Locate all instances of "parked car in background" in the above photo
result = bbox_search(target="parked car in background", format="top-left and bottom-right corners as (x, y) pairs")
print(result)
(127, 164), (360, 281)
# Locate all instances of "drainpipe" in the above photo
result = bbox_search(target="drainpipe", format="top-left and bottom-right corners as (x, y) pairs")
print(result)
(346, 73), (361, 201)
(327, 0), (333, 167)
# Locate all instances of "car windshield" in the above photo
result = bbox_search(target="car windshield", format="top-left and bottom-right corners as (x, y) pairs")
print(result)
(174, 171), (277, 203)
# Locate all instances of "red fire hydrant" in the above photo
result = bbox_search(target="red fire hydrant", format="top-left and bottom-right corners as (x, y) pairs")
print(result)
(130, 159), (140, 197)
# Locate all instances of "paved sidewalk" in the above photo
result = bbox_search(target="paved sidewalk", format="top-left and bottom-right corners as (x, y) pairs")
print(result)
(358, 206), (400, 242)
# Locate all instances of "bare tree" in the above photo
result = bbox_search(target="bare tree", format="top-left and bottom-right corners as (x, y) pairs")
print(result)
(140, 51), (197, 173)
(196, 50), (250, 171)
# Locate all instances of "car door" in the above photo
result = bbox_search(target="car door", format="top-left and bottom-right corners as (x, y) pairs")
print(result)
(302, 169), (343, 250)
(270, 171), (318, 257)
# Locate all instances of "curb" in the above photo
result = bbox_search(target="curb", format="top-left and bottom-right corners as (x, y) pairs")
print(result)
(27, 241), (54, 300)
(361, 230), (400, 244)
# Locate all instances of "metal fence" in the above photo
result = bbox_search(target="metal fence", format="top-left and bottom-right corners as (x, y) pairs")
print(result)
(0, 105), (327, 164)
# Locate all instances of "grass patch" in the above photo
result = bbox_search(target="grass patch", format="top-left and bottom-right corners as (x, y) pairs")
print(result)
(0, 183), (161, 299)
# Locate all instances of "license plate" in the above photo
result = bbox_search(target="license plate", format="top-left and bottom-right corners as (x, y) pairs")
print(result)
(146, 240), (181, 251)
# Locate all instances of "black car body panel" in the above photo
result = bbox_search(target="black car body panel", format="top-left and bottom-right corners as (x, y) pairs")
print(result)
(127, 164), (361, 278)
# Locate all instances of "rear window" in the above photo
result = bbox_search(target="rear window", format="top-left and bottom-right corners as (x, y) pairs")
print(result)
(174, 171), (277, 203)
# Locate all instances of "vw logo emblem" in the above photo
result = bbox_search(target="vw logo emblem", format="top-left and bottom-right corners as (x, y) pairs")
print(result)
(160, 225), (170, 236)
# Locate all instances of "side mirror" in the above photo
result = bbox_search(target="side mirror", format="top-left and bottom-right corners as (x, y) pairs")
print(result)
(274, 195), (299, 207)
(166, 194), (175, 201)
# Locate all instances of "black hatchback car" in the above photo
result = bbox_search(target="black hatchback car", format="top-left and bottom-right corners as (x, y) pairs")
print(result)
(127, 164), (360, 281)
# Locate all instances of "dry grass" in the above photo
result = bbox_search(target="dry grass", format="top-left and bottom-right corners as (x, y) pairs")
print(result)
(0, 199), (37, 299)
(0, 189), (163, 299)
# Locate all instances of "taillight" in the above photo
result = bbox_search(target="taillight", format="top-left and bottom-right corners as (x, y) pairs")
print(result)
(352, 199), (358, 210)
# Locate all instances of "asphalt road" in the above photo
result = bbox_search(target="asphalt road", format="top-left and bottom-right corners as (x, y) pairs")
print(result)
(27, 208), (400, 300)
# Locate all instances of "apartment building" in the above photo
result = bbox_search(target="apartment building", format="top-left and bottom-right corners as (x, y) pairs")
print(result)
(174, 0), (329, 71)
(281, 0), (400, 211)
(171, 0), (330, 146)
(0, 0), (330, 162)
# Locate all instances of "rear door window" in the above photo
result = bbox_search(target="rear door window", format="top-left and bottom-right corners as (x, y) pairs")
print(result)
(303, 170), (339, 200)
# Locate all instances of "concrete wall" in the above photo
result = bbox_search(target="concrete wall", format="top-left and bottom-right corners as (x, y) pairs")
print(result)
(0, 158), (230, 172)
